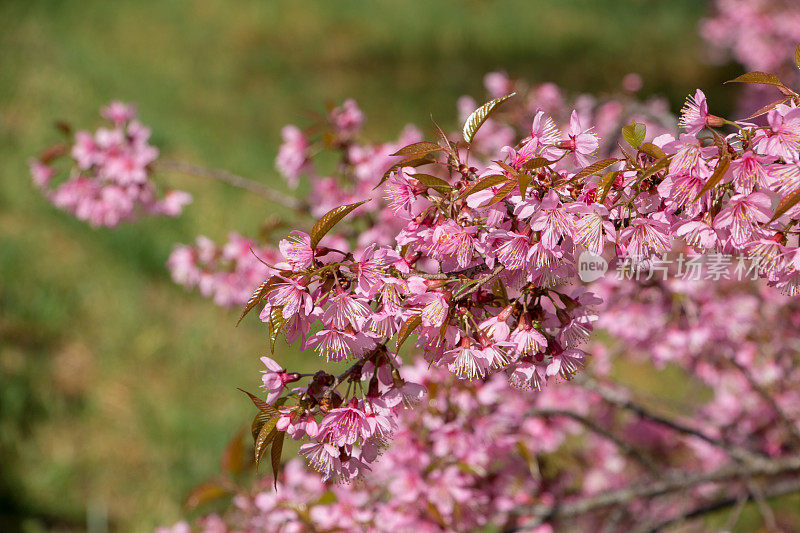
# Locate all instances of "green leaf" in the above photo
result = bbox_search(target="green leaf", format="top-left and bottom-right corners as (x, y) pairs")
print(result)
(255, 418), (279, 466)
(639, 142), (666, 160)
(412, 173), (452, 194)
(309, 200), (369, 248)
(523, 157), (553, 171)
(693, 156), (731, 202)
(390, 141), (443, 157)
(725, 71), (786, 87)
(456, 174), (508, 201)
(237, 275), (280, 326)
(568, 158), (619, 184)
(486, 180), (517, 206)
(621, 121), (646, 148)
(396, 314), (422, 351)
(271, 431), (286, 489)
(462, 92), (516, 143)
(770, 188), (800, 223)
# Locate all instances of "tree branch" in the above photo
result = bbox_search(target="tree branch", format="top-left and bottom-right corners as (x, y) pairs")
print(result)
(520, 455), (800, 527)
(531, 408), (658, 472)
(641, 477), (800, 533)
(579, 377), (765, 464)
(156, 159), (304, 210)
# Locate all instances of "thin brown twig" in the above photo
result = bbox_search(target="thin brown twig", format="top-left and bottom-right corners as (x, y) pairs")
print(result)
(156, 159), (304, 210)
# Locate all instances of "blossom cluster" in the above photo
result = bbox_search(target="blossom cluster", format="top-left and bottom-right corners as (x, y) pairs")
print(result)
(29, 101), (191, 227)
(145, 65), (800, 488)
(161, 274), (800, 532)
(30, 41), (800, 531)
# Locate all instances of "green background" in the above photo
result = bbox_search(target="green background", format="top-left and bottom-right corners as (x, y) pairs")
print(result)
(0, 0), (748, 530)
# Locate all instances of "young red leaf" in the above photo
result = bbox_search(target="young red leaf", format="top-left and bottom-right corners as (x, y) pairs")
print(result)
(271, 431), (286, 489)
(725, 71), (786, 87)
(598, 171), (620, 203)
(518, 172), (532, 200)
(770, 188), (800, 223)
(254, 418), (279, 467)
(183, 480), (230, 510)
(796, 43), (800, 71)
(238, 388), (279, 416)
(432, 119), (459, 164)
(637, 156), (671, 182)
(396, 314), (422, 351)
(456, 174), (508, 201)
(389, 141), (443, 157)
(267, 306), (288, 354)
(693, 156), (731, 202)
(569, 158), (619, 184)
(309, 200), (369, 248)
(220, 428), (247, 476)
(486, 180), (517, 206)
(412, 173), (452, 194)
(237, 275), (280, 326)
(523, 157), (553, 171)
(377, 156), (438, 188)
(639, 142), (666, 160)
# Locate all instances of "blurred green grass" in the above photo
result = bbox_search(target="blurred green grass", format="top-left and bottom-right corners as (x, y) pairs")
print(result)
(0, 0), (736, 530)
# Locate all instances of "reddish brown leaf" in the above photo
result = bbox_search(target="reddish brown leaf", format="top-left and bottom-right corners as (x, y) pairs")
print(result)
(770, 189), (800, 223)
(309, 200), (369, 248)
(220, 428), (247, 476)
(456, 174), (508, 201)
(639, 142), (666, 160)
(693, 156), (731, 202)
(271, 431), (286, 489)
(184, 480), (229, 510)
(486, 180), (517, 206)
(390, 141), (443, 157)
(725, 71), (786, 87)
(396, 314), (422, 351)
(568, 158), (619, 184)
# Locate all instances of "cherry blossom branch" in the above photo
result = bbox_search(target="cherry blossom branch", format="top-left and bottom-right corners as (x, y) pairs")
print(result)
(531, 408), (658, 472)
(579, 378), (765, 464)
(520, 455), (800, 526)
(156, 159), (304, 210)
(727, 357), (800, 447)
(638, 477), (800, 533)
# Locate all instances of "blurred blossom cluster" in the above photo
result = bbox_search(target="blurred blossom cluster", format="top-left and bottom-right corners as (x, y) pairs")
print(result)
(29, 101), (191, 227)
